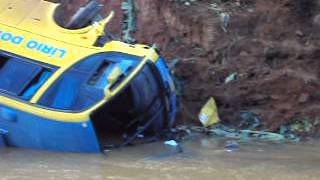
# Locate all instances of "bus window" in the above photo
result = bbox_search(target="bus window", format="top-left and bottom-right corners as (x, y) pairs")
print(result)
(21, 70), (52, 100)
(0, 54), (54, 101)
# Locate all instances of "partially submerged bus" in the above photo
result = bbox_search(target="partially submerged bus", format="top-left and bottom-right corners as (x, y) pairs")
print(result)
(0, 0), (176, 152)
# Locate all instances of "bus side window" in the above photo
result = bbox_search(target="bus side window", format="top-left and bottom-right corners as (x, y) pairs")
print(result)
(0, 55), (54, 100)
(0, 55), (9, 69)
(21, 70), (52, 100)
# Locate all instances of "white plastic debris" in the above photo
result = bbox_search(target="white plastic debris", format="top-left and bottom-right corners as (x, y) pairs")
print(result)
(164, 140), (179, 147)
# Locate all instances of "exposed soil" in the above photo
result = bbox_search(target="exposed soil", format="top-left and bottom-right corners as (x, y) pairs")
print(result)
(49, 0), (320, 135)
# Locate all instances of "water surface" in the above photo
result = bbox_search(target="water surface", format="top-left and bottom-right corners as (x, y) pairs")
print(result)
(1, 137), (320, 180)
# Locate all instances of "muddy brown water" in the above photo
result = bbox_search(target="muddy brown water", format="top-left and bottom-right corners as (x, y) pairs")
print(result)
(1, 136), (320, 180)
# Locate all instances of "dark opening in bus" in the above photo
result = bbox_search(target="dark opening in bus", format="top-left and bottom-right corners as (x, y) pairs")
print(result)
(91, 65), (167, 149)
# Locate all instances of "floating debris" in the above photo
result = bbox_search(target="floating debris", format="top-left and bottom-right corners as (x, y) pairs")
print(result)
(279, 126), (300, 141)
(208, 125), (286, 142)
(102, 149), (112, 156)
(164, 140), (179, 147)
(175, 124), (298, 143)
(279, 117), (318, 139)
(224, 140), (239, 152)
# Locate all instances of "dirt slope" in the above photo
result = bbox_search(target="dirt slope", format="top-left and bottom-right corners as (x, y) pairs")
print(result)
(135, 0), (320, 132)
(50, 0), (320, 134)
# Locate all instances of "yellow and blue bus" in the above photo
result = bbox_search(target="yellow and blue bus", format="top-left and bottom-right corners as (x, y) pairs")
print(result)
(0, 0), (176, 152)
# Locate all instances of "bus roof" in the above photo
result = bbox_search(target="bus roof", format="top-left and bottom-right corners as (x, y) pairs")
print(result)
(0, 0), (156, 68)
(0, 0), (107, 47)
